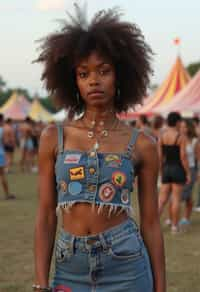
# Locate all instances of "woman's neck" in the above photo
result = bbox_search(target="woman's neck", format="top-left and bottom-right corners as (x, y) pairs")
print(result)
(83, 106), (116, 126)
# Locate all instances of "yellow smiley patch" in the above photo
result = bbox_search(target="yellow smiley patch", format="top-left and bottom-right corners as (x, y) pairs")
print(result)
(112, 171), (126, 187)
(69, 166), (85, 180)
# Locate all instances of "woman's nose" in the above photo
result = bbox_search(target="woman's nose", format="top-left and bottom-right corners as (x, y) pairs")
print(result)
(88, 72), (100, 86)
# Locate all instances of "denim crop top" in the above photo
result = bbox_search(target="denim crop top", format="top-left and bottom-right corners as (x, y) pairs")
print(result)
(55, 125), (140, 217)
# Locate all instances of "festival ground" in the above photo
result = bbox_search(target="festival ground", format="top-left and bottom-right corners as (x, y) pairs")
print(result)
(0, 160), (200, 292)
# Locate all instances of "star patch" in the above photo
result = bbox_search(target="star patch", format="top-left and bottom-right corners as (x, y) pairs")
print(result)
(69, 166), (85, 180)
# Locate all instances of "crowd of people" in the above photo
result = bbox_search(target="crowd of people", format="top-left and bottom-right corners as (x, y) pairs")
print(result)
(1, 110), (200, 233)
(133, 112), (200, 233)
(0, 114), (45, 199)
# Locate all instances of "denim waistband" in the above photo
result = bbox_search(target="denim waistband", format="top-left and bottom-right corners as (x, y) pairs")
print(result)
(58, 218), (139, 251)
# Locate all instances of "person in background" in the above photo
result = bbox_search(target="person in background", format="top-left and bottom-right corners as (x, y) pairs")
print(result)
(136, 114), (152, 135)
(19, 117), (34, 172)
(0, 114), (16, 199)
(158, 112), (190, 233)
(151, 115), (165, 141)
(3, 118), (16, 172)
(192, 117), (200, 212)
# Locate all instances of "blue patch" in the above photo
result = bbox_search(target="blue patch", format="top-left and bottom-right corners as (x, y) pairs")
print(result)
(68, 181), (82, 195)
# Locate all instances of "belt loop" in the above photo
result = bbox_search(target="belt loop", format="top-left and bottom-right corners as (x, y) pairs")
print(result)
(99, 233), (109, 251)
(70, 235), (75, 254)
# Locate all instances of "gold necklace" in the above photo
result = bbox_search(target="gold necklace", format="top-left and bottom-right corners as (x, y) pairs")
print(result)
(82, 116), (119, 151)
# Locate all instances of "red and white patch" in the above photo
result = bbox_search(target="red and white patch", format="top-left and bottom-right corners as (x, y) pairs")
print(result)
(54, 285), (72, 292)
(64, 154), (81, 164)
(121, 189), (129, 204)
(99, 183), (116, 202)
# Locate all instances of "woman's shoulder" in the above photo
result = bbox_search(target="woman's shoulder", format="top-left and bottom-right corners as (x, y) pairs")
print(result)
(39, 124), (59, 154)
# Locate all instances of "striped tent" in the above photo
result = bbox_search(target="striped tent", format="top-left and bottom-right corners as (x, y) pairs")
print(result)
(28, 98), (53, 122)
(157, 70), (200, 116)
(0, 92), (31, 120)
(120, 56), (190, 120)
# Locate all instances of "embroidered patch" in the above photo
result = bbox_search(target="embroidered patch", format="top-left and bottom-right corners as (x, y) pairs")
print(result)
(68, 181), (82, 195)
(121, 189), (129, 204)
(69, 166), (85, 180)
(64, 153), (81, 164)
(104, 154), (122, 167)
(59, 180), (67, 192)
(89, 167), (96, 175)
(112, 171), (126, 187)
(54, 285), (72, 292)
(87, 184), (96, 192)
(99, 183), (116, 202)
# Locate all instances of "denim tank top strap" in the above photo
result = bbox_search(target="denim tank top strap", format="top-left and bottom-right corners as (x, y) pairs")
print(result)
(126, 128), (140, 157)
(57, 123), (64, 154)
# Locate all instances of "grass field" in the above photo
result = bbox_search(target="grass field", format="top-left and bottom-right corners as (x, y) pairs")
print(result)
(0, 164), (200, 292)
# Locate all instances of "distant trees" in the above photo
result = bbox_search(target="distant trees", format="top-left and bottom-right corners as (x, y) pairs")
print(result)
(0, 74), (56, 112)
(186, 61), (200, 77)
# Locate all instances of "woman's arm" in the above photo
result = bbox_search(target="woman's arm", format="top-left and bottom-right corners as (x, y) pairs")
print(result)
(157, 136), (163, 174)
(195, 139), (200, 178)
(136, 133), (166, 292)
(180, 136), (190, 183)
(34, 125), (58, 287)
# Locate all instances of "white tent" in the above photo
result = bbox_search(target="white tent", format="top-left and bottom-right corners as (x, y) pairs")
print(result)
(53, 109), (68, 121)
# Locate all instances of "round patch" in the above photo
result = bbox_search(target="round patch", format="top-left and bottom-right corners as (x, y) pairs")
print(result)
(99, 183), (116, 202)
(121, 189), (129, 204)
(68, 181), (82, 195)
(112, 171), (126, 187)
(89, 167), (96, 175)
(59, 181), (67, 192)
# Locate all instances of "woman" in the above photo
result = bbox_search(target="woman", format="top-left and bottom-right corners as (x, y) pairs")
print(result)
(158, 112), (190, 233)
(34, 7), (165, 292)
(0, 114), (15, 199)
(179, 119), (200, 228)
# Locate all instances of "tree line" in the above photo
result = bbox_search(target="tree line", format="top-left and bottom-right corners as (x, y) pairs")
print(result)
(0, 61), (200, 111)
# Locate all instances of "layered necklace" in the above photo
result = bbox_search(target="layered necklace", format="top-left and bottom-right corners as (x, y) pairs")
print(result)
(82, 110), (119, 151)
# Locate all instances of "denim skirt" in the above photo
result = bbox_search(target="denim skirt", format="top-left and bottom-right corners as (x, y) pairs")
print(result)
(51, 218), (154, 292)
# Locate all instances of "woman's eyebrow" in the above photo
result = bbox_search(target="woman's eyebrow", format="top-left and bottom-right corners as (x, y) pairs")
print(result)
(77, 62), (111, 69)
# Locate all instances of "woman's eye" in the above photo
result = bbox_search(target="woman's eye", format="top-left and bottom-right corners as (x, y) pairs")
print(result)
(99, 69), (109, 76)
(78, 72), (87, 78)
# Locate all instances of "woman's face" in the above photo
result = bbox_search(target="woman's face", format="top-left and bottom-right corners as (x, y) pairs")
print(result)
(75, 51), (116, 109)
(180, 121), (188, 135)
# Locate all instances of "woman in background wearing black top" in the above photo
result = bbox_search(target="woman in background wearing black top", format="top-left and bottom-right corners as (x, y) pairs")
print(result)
(158, 112), (190, 233)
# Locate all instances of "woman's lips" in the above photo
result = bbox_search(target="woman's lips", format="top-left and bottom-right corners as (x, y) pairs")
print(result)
(87, 91), (104, 97)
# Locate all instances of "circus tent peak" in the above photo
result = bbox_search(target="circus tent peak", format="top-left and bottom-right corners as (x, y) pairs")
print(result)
(0, 92), (31, 120)
(157, 70), (200, 116)
(137, 56), (190, 114)
(28, 98), (53, 122)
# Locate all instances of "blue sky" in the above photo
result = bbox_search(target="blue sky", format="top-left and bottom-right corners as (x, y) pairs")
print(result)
(0, 0), (200, 96)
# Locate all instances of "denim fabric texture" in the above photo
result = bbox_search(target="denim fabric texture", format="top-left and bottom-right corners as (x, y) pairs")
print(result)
(52, 218), (154, 292)
(55, 125), (139, 215)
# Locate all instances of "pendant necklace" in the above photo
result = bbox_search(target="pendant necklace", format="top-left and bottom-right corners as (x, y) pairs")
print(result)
(83, 114), (118, 151)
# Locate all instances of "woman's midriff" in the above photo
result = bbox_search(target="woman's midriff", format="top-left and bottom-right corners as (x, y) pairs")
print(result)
(62, 202), (129, 236)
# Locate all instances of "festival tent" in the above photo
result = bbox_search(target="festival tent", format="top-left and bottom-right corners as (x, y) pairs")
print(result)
(0, 92), (31, 120)
(53, 109), (68, 121)
(157, 70), (200, 116)
(120, 56), (190, 120)
(28, 99), (54, 122)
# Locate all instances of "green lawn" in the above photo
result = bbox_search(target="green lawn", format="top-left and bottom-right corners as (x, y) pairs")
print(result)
(0, 167), (200, 292)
